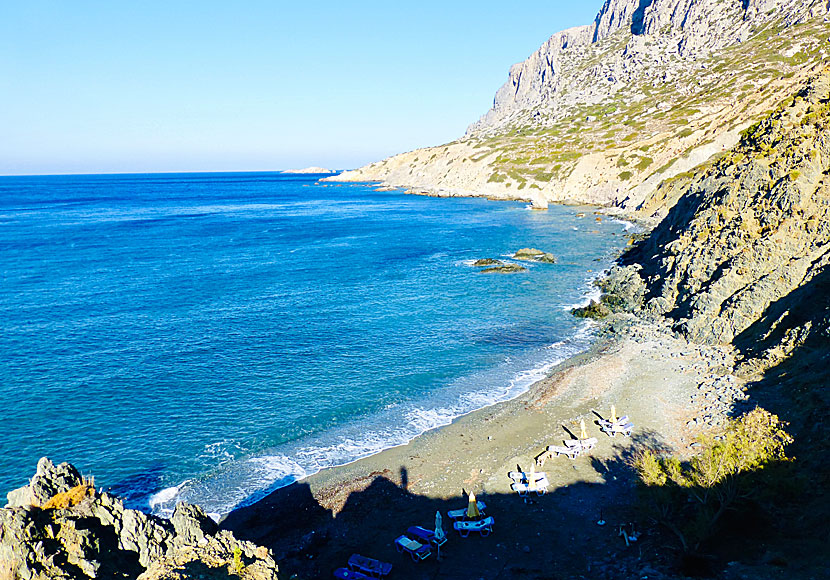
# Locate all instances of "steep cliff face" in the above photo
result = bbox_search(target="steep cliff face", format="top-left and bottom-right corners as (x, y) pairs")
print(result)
(329, 0), (829, 210)
(472, 0), (823, 133)
(625, 68), (830, 353)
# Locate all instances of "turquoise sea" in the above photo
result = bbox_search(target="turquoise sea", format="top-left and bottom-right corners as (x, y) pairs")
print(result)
(0, 172), (629, 517)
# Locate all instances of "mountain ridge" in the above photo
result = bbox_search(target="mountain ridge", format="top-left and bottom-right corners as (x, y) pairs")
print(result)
(326, 0), (829, 215)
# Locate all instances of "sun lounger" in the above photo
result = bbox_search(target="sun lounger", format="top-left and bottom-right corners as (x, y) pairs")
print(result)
(511, 475), (549, 496)
(453, 516), (495, 537)
(565, 437), (598, 452)
(508, 470), (548, 483)
(406, 525), (448, 547)
(347, 554), (393, 578)
(447, 501), (486, 520)
(600, 421), (634, 437)
(547, 444), (581, 459)
(334, 567), (372, 580)
(395, 535), (431, 561)
(598, 416), (629, 429)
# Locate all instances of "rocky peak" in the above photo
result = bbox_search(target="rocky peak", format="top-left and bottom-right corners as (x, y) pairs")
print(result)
(469, 0), (826, 133)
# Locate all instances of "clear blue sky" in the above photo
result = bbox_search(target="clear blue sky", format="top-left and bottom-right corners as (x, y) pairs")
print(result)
(1, 1), (603, 175)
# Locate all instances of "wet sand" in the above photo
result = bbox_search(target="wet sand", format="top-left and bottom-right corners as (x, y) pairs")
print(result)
(221, 316), (738, 579)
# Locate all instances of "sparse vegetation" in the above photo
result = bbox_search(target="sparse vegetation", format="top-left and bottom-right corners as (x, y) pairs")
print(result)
(633, 408), (793, 554)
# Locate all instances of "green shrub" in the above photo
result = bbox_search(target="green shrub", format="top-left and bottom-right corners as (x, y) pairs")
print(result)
(632, 408), (792, 553)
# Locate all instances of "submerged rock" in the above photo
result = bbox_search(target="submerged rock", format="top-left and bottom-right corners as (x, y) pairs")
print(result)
(481, 263), (528, 274)
(513, 248), (556, 263)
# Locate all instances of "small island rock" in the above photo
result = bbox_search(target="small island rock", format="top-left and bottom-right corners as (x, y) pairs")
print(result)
(481, 263), (528, 274)
(473, 258), (504, 267)
(513, 248), (556, 264)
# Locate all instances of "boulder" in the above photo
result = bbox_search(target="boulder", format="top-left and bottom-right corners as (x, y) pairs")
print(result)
(0, 459), (279, 579)
(481, 263), (528, 274)
(473, 258), (504, 266)
(6, 457), (83, 508)
(513, 248), (556, 263)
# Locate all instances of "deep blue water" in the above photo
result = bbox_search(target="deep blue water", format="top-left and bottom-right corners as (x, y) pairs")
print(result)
(0, 172), (629, 516)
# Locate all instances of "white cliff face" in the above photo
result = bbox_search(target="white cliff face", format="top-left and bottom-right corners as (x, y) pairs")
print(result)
(470, 0), (824, 134)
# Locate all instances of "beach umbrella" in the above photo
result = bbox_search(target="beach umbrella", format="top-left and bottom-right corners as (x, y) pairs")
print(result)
(611, 405), (617, 423)
(528, 463), (537, 493)
(434, 510), (445, 559)
(580, 418), (588, 440)
(467, 491), (480, 519)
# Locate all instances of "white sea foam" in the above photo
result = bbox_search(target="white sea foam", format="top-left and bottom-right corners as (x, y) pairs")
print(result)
(146, 325), (599, 518)
(609, 218), (636, 231)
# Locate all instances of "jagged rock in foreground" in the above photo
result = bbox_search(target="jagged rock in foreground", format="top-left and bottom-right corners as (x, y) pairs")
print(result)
(0, 458), (278, 580)
(328, 0), (828, 210)
(625, 68), (830, 352)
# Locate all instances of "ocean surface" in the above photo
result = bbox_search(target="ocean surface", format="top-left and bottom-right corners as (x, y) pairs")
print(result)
(0, 172), (630, 517)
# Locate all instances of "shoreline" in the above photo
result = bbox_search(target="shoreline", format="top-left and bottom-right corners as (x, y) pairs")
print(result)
(221, 314), (742, 578)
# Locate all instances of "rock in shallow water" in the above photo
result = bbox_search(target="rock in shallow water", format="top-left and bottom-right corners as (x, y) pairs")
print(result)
(473, 258), (504, 266)
(480, 263), (528, 274)
(513, 248), (556, 263)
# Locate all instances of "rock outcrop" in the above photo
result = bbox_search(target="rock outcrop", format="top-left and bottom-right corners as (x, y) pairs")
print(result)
(625, 68), (830, 352)
(0, 459), (279, 580)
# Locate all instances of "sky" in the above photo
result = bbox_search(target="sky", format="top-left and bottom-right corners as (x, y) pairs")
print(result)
(0, 1), (604, 175)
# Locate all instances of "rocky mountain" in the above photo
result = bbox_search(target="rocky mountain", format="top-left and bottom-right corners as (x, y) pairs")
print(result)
(327, 0), (829, 210)
(0, 458), (279, 580)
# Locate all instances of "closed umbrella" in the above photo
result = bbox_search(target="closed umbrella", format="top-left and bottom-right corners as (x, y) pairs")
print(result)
(528, 463), (537, 493)
(467, 491), (480, 519)
(434, 510), (445, 559)
(435, 510), (445, 541)
(611, 405), (617, 423)
(580, 418), (588, 440)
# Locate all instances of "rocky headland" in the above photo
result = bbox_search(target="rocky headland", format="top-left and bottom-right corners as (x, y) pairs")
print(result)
(0, 458), (279, 580)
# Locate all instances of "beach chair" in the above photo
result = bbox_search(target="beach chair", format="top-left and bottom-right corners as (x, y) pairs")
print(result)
(547, 444), (581, 459)
(507, 470), (525, 482)
(447, 500), (486, 520)
(508, 470), (547, 483)
(394, 535), (432, 561)
(565, 437), (598, 453)
(511, 475), (549, 496)
(407, 525), (448, 547)
(600, 421), (634, 437)
(453, 516), (495, 537)
(334, 568), (371, 580)
(347, 554), (393, 578)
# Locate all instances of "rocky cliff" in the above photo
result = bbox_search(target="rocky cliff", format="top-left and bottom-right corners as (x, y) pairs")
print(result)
(327, 0), (829, 210)
(0, 458), (279, 580)
(625, 67), (830, 353)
